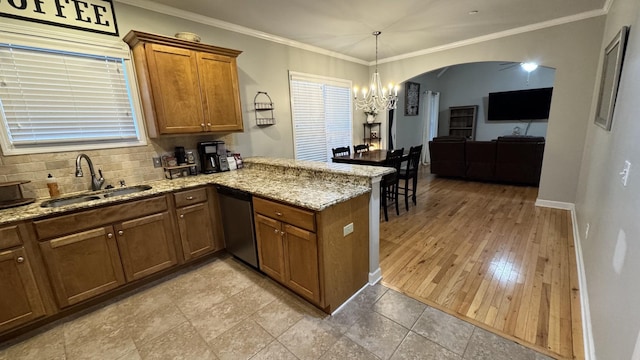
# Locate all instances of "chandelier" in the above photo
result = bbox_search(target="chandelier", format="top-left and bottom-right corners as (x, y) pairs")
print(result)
(353, 31), (398, 115)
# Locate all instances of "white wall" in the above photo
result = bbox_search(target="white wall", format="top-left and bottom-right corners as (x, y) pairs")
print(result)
(395, 72), (440, 149)
(377, 17), (604, 203)
(575, 0), (640, 358)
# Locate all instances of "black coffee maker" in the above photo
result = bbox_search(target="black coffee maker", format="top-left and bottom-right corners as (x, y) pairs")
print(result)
(197, 141), (229, 173)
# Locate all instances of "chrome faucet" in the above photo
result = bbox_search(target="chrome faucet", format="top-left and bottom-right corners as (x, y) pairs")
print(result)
(75, 154), (105, 191)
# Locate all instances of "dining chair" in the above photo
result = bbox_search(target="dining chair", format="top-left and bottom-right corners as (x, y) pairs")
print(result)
(332, 146), (351, 157)
(381, 148), (404, 221)
(353, 144), (369, 154)
(399, 145), (423, 210)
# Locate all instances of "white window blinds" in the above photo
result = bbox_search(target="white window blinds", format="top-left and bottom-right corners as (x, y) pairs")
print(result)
(289, 72), (352, 162)
(0, 44), (139, 147)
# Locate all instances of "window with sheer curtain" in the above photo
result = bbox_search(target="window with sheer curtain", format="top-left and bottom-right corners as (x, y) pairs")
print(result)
(289, 72), (352, 162)
(0, 25), (145, 155)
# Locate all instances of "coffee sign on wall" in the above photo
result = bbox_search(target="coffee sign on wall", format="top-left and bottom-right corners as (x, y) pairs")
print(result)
(0, 0), (119, 36)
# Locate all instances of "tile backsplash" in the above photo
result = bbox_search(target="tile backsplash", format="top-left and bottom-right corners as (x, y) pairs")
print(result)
(0, 134), (234, 200)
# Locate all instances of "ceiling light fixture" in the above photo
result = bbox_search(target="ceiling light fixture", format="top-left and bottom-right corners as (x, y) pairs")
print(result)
(353, 31), (398, 116)
(468, 10), (479, 15)
(520, 62), (538, 72)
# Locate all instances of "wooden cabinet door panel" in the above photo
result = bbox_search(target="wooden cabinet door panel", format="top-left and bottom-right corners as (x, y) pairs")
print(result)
(197, 52), (243, 132)
(283, 224), (320, 304)
(39, 227), (125, 308)
(255, 214), (285, 282)
(116, 212), (177, 282)
(0, 248), (45, 332)
(177, 203), (216, 260)
(146, 44), (204, 134)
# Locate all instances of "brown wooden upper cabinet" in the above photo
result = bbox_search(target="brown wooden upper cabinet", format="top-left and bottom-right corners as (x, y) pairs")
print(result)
(124, 31), (244, 137)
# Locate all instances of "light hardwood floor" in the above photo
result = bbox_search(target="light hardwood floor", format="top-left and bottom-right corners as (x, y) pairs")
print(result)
(379, 168), (584, 360)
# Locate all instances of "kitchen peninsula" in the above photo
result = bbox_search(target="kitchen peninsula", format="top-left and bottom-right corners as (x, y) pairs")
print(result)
(0, 157), (391, 340)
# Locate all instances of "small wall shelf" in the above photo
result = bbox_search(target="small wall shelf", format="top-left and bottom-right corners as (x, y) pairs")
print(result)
(363, 122), (381, 149)
(254, 91), (275, 126)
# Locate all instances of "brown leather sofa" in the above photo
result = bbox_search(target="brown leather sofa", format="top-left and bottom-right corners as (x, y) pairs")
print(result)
(428, 136), (466, 177)
(428, 136), (545, 186)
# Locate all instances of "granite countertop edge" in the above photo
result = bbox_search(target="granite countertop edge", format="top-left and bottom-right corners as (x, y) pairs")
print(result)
(0, 162), (379, 225)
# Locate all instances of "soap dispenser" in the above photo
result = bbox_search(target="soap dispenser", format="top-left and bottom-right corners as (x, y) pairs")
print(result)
(47, 174), (60, 198)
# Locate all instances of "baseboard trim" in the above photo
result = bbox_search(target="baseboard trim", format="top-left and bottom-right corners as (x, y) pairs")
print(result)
(369, 268), (382, 285)
(569, 207), (596, 360)
(330, 283), (369, 315)
(535, 198), (576, 211)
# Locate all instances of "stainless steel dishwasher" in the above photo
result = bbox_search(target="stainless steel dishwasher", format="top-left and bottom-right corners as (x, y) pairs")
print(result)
(215, 185), (258, 268)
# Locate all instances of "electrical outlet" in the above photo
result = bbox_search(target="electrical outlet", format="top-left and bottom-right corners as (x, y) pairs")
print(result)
(585, 223), (590, 239)
(152, 157), (162, 168)
(343, 223), (354, 236)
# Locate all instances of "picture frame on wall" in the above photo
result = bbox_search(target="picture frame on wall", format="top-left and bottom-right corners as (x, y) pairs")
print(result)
(404, 82), (420, 116)
(594, 25), (629, 131)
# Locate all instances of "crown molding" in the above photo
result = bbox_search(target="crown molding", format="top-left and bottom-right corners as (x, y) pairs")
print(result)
(113, 0), (368, 65)
(377, 9), (607, 65)
(115, 0), (607, 67)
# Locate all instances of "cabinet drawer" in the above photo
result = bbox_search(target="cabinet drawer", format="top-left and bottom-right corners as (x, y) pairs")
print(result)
(253, 197), (315, 232)
(0, 224), (23, 250)
(174, 187), (208, 207)
(34, 196), (168, 240)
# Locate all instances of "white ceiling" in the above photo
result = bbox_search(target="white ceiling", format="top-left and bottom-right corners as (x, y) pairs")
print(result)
(123, 0), (608, 63)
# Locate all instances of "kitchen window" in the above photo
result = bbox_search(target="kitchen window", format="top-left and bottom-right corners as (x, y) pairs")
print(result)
(0, 24), (145, 155)
(289, 72), (352, 162)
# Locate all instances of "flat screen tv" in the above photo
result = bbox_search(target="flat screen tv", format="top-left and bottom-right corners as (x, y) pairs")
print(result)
(487, 87), (553, 121)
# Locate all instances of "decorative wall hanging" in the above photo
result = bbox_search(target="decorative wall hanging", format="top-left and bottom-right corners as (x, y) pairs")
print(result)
(594, 25), (629, 131)
(405, 81), (420, 116)
(0, 0), (119, 36)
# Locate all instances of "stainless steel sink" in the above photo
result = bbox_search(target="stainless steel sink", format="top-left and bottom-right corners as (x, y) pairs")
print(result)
(102, 185), (152, 198)
(41, 185), (153, 208)
(40, 195), (102, 208)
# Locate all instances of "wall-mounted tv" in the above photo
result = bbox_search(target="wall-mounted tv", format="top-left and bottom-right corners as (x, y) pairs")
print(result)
(487, 87), (553, 121)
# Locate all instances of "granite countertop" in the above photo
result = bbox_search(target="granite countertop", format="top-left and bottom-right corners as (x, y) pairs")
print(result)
(0, 157), (393, 225)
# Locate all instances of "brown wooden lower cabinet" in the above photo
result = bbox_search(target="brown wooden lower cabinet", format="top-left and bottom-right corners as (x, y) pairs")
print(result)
(255, 214), (286, 281)
(254, 195), (369, 312)
(115, 212), (177, 282)
(175, 187), (218, 260)
(39, 226), (126, 308)
(0, 247), (46, 332)
(256, 214), (320, 304)
(282, 224), (320, 304)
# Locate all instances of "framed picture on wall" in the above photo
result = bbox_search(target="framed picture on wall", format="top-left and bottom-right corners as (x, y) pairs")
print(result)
(594, 25), (629, 131)
(404, 82), (420, 116)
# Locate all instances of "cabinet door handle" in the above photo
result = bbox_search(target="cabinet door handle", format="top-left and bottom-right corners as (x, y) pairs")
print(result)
(16, 256), (24, 263)
(275, 211), (283, 216)
(280, 231), (285, 236)
(207, 123), (212, 127)
(107, 233), (113, 239)
(180, 214), (184, 219)
(186, 196), (194, 200)
(118, 230), (124, 236)
(274, 228), (279, 234)
(200, 123), (205, 128)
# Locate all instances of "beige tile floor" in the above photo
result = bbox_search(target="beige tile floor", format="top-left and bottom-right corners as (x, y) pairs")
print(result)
(0, 255), (555, 360)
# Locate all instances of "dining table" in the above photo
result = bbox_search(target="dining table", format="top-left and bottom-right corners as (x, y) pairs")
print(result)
(331, 149), (408, 166)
